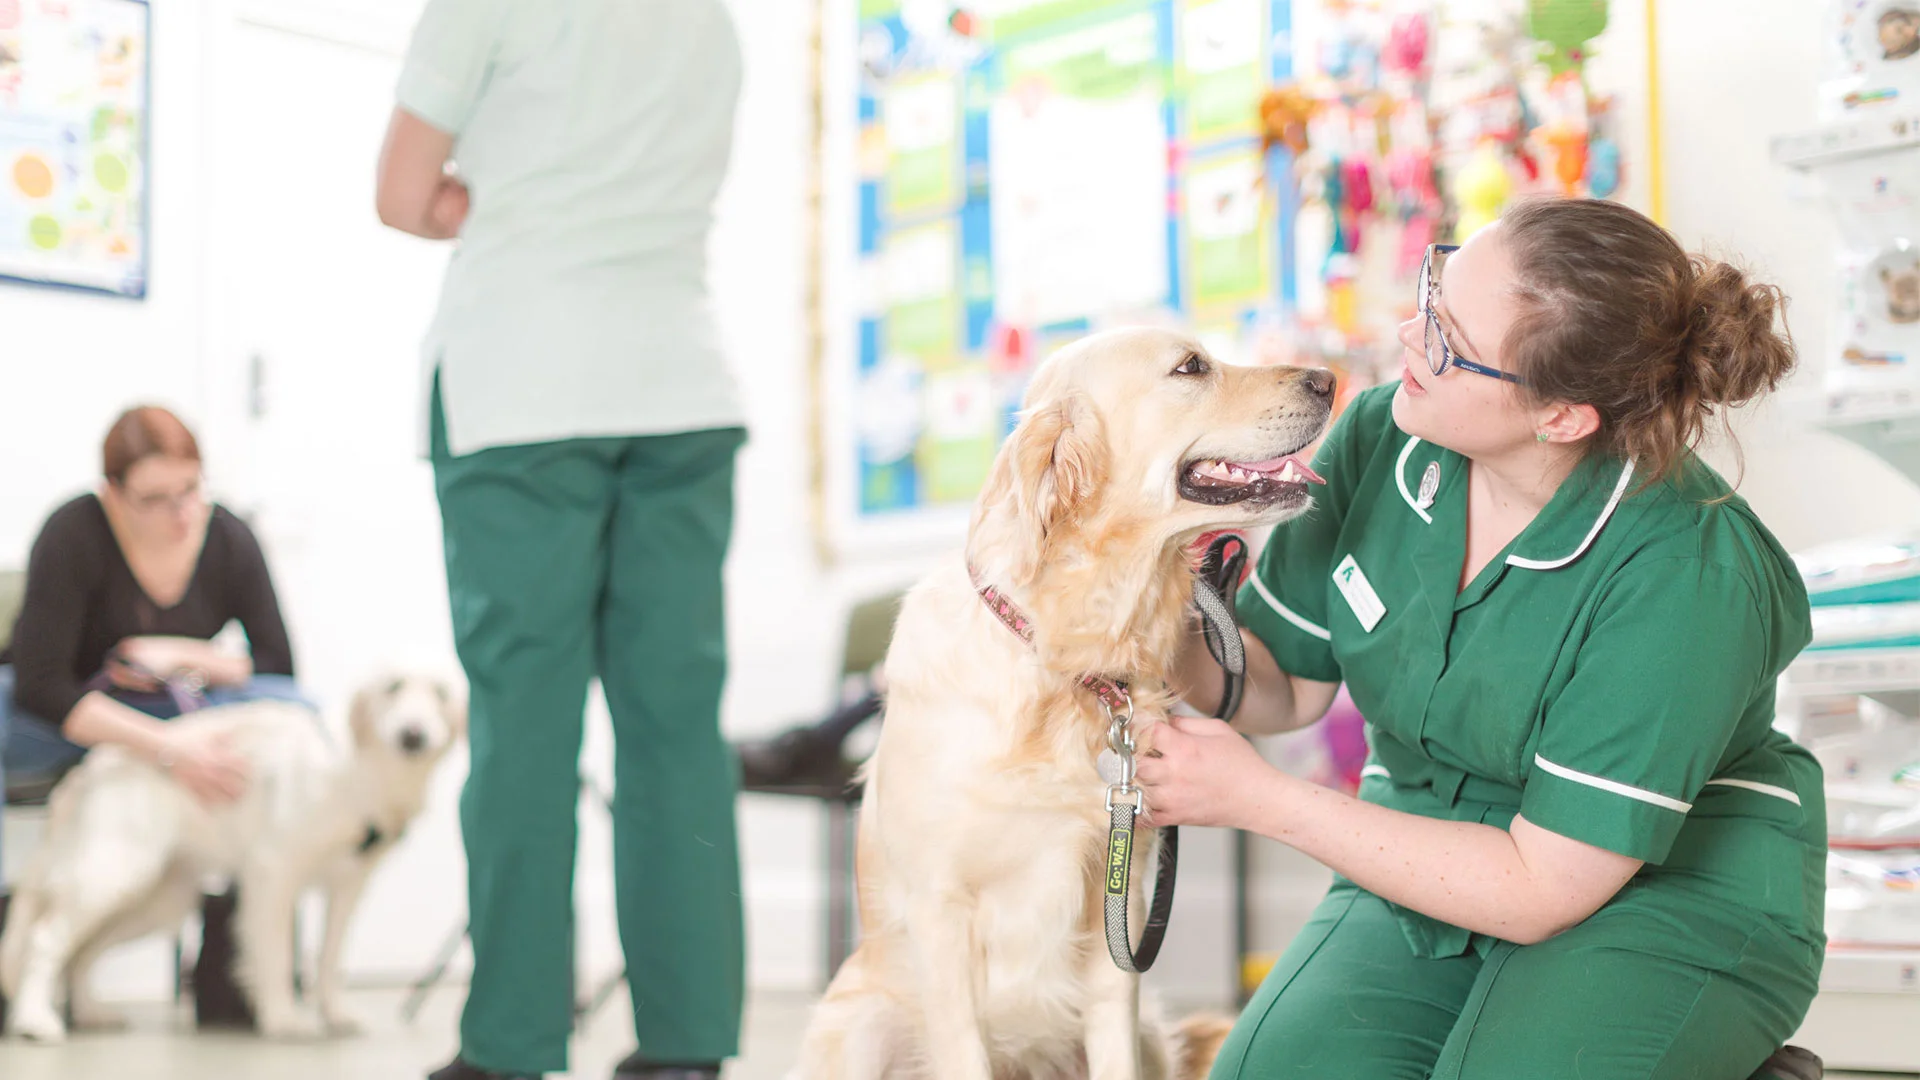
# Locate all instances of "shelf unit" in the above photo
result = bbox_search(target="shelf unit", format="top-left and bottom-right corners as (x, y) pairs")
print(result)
(1772, 116), (1920, 1074)
(1772, 113), (1920, 172)
(1777, 646), (1920, 1074)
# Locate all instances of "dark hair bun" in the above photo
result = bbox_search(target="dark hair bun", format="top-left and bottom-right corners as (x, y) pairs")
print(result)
(1683, 259), (1796, 408)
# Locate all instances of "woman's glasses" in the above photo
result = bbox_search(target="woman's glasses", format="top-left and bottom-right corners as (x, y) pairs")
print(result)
(120, 477), (206, 515)
(1418, 244), (1526, 386)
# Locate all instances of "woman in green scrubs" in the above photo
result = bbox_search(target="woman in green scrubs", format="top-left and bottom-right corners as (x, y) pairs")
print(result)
(1138, 198), (1825, 1080)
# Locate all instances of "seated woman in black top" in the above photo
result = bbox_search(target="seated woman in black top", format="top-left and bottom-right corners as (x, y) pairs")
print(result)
(0, 405), (311, 1030)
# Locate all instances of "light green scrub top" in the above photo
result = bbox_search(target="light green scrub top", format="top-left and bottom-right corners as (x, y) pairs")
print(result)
(397, 0), (747, 457)
(1241, 384), (1827, 972)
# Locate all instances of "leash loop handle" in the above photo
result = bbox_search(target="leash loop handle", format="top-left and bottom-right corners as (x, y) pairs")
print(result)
(1194, 532), (1249, 722)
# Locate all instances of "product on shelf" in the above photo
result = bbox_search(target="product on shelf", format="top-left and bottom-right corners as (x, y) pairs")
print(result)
(1827, 851), (1920, 948)
(1824, 0), (1920, 121)
(1801, 150), (1920, 400)
(1803, 694), (1920, 845)
(1827, 776), (1920, 845)
(1796, 530), (1920, 606)
(1809, 601), (1920, 651)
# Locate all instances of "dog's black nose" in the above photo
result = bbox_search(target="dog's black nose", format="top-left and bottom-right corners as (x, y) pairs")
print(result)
(399, 727), (427, 753)
(1300, 367), (1337, 400)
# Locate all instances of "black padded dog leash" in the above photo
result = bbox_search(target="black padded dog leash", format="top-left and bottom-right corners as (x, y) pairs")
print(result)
(1101, 532), (1249, 973)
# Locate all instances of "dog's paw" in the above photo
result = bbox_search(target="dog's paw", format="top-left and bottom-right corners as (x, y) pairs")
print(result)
(9, 1001), (68, 1045)
(321, 1007), (366, 1038)
(257, 1008), (326, 1041)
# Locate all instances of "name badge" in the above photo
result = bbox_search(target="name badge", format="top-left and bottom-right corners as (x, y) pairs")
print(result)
(1333, 555), (1387, 632)
(1416, 461), (1440, 509)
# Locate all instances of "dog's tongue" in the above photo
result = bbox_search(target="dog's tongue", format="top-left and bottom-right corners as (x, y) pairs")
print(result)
(1233, 454), (1326, 485)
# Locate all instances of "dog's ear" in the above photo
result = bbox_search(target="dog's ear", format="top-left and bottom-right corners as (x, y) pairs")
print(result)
(348, 681), (382, 749)
(970, 394), (1105, 583)
(438, 679), (469, 740)
(1884, 267), (1896, 284)
(1015, 397), (1103, 532)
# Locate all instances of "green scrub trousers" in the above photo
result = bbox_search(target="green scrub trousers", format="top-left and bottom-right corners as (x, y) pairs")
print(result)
(1214, 876), (1822, 1080)
(431, 384), (746, 1074)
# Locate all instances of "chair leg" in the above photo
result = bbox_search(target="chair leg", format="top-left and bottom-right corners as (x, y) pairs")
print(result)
(399, 921), (470, 1024)
(0, 891), (11, 1035)
(573, 966), (627, 1033)
(825, 799), (856, 983)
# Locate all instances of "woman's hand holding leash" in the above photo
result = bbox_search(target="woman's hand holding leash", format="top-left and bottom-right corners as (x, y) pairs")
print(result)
(1134, 715), (1282, 831)
(106, 655), (166, 693)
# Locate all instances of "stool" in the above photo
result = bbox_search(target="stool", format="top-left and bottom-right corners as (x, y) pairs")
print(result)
(1753, 1045), (1823, 1079)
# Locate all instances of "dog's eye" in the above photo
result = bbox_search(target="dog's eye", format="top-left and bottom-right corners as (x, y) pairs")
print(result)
(1171, 354), (1210, 377)
(386, 678), (405, 697)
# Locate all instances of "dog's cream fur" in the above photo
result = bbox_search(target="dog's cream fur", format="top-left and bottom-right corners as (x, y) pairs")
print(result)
(792, 328), (1333, 1080)
(0, 674), (463, 1043)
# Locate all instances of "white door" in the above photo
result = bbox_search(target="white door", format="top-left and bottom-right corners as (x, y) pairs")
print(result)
(203, 13), (468, 983)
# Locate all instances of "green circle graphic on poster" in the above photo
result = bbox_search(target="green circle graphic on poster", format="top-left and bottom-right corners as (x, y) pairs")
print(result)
(28, 214), (62, 250)
(93, 152), (129, 193)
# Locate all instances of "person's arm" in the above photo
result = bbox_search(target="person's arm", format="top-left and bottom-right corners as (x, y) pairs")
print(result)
(1170, 624), (1340, 734)
(1135, 719), (1640, 945)
(223, 510), (295, 679)
(377, 0), (505, 238)
(10, 503), (106, 728)
(375, 109), (468, 240)
(61, 691), (249, 803)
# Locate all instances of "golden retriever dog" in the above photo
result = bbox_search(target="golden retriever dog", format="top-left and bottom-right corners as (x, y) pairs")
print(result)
(1, 673), (463, 1043)
(791, 328), (1335, 1080)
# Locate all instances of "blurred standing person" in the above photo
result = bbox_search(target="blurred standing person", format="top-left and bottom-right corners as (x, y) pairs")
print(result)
(376, 2), (748, 1078)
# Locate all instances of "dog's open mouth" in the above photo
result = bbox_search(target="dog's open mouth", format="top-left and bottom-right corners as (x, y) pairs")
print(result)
(1178, 454), (1326, 506)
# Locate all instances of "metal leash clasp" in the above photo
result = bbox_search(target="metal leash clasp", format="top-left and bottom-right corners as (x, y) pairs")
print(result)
(1102, 688), (1141, 812)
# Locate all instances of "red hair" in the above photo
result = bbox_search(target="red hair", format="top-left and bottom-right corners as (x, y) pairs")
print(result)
(103, 406), (201, 485)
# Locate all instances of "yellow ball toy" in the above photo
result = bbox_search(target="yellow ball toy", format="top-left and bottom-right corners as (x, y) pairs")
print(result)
(1451, 143), (1512, 240)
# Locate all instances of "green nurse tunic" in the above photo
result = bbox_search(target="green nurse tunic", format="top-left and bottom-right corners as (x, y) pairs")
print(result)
(1212, 384), (1826, 1080)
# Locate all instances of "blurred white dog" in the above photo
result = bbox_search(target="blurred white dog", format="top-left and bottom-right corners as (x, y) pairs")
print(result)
(0, 673), (464, 1043)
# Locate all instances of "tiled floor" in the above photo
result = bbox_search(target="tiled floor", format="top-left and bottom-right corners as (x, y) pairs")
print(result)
(0, 986), (1907, 1079)
(0, 986), (812, 1080)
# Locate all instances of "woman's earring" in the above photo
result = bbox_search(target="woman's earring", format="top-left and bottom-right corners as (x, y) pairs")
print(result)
(1536, 431), (1551, 443)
